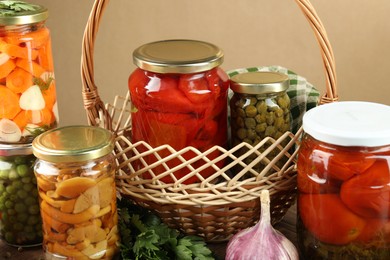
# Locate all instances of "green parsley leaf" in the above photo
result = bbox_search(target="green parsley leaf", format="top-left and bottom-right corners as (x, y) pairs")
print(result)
(0, 1), (40, 16)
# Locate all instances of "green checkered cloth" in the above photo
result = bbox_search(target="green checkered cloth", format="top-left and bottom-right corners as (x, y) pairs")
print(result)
(227, 65), (320, 134)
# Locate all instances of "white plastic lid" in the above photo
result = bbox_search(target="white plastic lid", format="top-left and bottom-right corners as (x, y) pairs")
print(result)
(302, 101), (390, 147)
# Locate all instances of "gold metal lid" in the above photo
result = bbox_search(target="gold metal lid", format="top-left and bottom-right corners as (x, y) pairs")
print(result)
(32, 125), (114, 163)
(133, 39), (224, 74)
(230, 71), (289, 95)
(0, 143), (32, 156)
(0, 1), (48, 26)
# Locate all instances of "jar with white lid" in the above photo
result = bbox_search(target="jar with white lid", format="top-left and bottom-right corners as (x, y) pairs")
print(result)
(128, 39), (229, 184)
(32, 125), (119, 260)
(0, 1), (59, 143)
(297, 101), (390, 259)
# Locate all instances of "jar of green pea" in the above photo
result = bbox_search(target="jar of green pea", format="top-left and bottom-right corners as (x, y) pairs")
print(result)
(229, 71), (291, 177)
(0, 143), (42, 247)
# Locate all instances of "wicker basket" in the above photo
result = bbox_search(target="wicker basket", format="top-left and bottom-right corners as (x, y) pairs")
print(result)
(80, 0), (338, 242)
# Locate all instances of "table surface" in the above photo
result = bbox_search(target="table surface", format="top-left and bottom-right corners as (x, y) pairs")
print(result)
(0, 204), (298, 260)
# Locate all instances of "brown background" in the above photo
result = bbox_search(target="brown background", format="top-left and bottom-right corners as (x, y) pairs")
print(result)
(32, 0), (390, 126)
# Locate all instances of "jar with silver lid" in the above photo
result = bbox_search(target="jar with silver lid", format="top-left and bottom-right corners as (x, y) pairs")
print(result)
(32, 125), (119, 260)
(229, 71), (291, 177)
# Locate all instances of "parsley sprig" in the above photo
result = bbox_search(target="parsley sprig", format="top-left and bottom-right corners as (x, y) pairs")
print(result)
(0, 1), (40, 16)
(118, 199), (215, 260)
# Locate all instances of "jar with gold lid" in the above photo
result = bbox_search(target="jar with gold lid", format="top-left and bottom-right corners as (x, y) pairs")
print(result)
(229, 71), (291, 177)
(32, 125), (119, 260)
(128, 39), (229, 184)
(297, 101), (390, 259)
(0, 0), (59, 144)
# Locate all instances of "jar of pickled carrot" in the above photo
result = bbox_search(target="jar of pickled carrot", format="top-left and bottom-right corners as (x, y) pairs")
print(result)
(32, 126), (119, 260)
(128, 39), (229, 184)
(0, 1), (58, 144)
(297, 101), (390, 259)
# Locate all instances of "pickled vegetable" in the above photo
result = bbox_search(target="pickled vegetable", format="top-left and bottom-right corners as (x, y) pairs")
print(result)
(130, 67), (229, 184)
(0, 25), (58, 143)
(297, 134), (390, 259)
(230, 92), (291, 177)
(0, 153), (42, 246)
(34, 157), (119, 259)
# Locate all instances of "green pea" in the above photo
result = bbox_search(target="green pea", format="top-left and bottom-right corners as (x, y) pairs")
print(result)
(245, 105), (257, 118)
(23, 183), (35, 192)
(28, 205), (40, 215)
(4, 232), (15, 243)
(236, 128), (247, 140)
(21, 176), (31, 184)
(247, 129), (257, 140)
(7, 208), (16, 216)
(265, 126), (276, 137)
(13, 222), (23, 231)
(249, 97), (257, 105)
(244, 118), (256, 129)
(5, 185), (15, 194)
(16, 164), (29, 178)
(17, 189), (28, 199)
(8, 169), (19, 180)
(25, 232), (37, 241)
(14, 156), (26, 165)
(25, 197), (37, 206)
(11, 180), (23, 189)
(27, 215), (40, 225)
(236, 117), (245, 128)
(255, 113), (266, 124)
(17, 214), (28, 223)
(5, 200), (13, 209)
(255, 123), (267, 133)
(0, 170), (9, 179)
(256, 101), (267, 114)
(275, 108), (284, 117)
(14, 203), (26, 213)
(23, 226), (34, 233)
(237, 107), (246, 118)
(266, 112), (275, 125)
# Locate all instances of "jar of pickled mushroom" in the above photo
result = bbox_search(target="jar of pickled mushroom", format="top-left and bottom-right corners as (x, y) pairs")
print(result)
(229, 71), (291, 177)
(297, 101), (390, 259)
(128, 39), (229, 184)
(0, 1), (58, 144)
(0, 143), (42, 247)
(32, 125), (119, 260)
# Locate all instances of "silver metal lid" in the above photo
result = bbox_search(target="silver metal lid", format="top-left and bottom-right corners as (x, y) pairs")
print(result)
(133, 39), (224, 74)
(0, 142), (32, 156)
(32, 125), (114, 163)
(0, 1), (48, 25)
(230, 71), (289, 95)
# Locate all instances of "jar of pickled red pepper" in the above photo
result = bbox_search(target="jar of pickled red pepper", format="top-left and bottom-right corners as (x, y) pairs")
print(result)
(32, 126), (119, 260)
(0, 143), (42, 247)
(229, 71), (291, 177)
(297, 101), (390, 259)
(128, 39), (229, 184)
(0, 1), (58, 144)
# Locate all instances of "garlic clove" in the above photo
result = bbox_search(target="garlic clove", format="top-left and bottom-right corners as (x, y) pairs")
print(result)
(226, 190), (299, 260)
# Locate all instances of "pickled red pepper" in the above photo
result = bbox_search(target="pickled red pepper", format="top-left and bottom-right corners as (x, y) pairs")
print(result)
(130, 68), (229, 184)
(0, 4), (58, 143)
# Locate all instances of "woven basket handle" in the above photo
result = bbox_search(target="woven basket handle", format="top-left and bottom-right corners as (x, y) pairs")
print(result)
(81, 0), (338, 128)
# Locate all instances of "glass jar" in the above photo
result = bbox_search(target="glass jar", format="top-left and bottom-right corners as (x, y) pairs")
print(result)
(128, 39), (229, 184)
(32, 126), (119, 260)
(0, 1), (59, 144)
(229, 71), (291, 177)
(297, 101), (390, 259)
(0, 143), (42, 247)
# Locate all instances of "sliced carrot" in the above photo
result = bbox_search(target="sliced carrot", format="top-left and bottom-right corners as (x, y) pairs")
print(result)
(0, 85), (21, 119)
(13, 110), (28, 129)
(5, 27), (50, 49)
(0, 40), (38, 59)
(0, 59), (16, 79)
(16, 58), (45, 77)
(6, 67), (33, 93)
(37, 37), (54, 71)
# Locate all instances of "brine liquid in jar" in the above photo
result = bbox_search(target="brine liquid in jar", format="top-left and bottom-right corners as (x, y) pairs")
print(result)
(0, 1), (59, 144)
(0, 143), (42, 247)
(32, 126), (119, 260)
(128, 39), (229, 184)
(297, 101), (390, 259)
